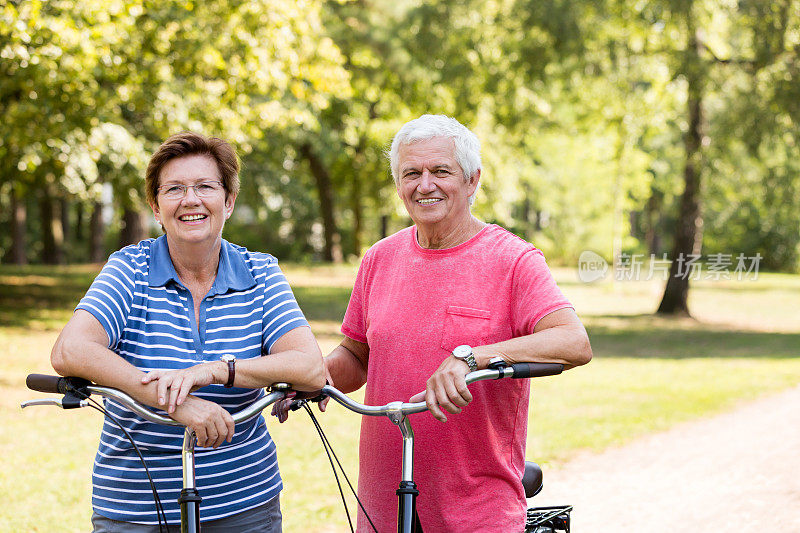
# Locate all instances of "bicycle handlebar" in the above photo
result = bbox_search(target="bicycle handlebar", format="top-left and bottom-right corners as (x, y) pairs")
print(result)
(24, 361), (562, 424)
(507, 362), (564, 378)
(23, 374), (288, 426)
(26, 373), (91, 394)
(319, 362), (563, 418)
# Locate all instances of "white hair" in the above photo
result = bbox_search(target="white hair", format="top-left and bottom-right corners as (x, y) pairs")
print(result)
(389, 114), (482, 204)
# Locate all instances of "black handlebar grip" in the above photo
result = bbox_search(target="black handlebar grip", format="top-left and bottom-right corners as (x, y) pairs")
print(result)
(510, 363), (564, 378)
(26, 374), (64, 393)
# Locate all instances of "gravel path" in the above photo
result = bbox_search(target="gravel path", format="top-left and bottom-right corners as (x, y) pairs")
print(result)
(530, 385), (800, 532)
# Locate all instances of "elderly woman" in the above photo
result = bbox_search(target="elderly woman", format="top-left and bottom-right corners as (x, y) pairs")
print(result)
(51, 132), (325, 532)
(320, 115), (592, 532)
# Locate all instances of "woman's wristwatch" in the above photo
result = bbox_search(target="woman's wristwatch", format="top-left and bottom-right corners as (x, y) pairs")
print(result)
(452, 345), (478, 372)
(221, 354), (236, 387)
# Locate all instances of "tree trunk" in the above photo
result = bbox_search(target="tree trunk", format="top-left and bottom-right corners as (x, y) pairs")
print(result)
(644, 189), (662, 256)
(300, 142), (343, 263)
(39, 188), (64, 264)
(60, 197), (70, 246)
(380, 215), (388, 240)
(89, 201), (106, 262)
(8, 186), (28, 264)
(657, 30), (705, 316)
(349, 108), (375, 259)
(74, 201), (85, 242)
(350, 171), (363, 258)
(612, 125), (626, 269)
(118, 207), (147, 248)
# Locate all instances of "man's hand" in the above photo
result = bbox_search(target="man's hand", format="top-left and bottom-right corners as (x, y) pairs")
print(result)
(141, 362), (223, 414)
(170, 395), (235, 448)
(271, 361), (333, 423)
(271, 389), (329, 423)
(409, 356), (474, 422)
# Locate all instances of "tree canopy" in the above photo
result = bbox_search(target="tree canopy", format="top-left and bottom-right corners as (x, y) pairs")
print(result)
(2, 0), (799, 313)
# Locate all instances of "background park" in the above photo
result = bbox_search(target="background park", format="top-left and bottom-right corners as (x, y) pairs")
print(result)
(1, 1), (799, 531)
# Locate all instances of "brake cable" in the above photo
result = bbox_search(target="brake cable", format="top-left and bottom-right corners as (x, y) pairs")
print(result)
(299, 400), (379, 533)
(75, 388), (169, 533)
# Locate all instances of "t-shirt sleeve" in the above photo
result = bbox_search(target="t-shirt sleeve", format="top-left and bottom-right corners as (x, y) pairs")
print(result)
(512, 249), (573, 336)
(261, 262), (310, 353)
(340, 252), (370, 344)
(75, 252), (136, 348)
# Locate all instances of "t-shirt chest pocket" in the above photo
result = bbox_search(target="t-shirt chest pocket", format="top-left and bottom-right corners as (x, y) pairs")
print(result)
(440, 305), (492, 352)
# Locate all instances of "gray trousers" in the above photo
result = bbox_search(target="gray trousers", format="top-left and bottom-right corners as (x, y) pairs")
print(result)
(91, 495), (282, 533)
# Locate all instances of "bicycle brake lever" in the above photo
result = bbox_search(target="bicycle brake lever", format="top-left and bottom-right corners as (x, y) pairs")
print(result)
(304, 392), (329, 403)
(21, 395), (88, 410)
(287, 388), (329, 411)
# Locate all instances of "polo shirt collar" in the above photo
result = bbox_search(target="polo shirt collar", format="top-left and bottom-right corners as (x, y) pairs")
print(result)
(212, 239), (257, 295)
(148, 236), (179, 288)
(148, 236), (256, 295)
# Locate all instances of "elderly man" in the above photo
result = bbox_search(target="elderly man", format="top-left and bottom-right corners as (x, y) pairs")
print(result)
(325, 114), (592, 532)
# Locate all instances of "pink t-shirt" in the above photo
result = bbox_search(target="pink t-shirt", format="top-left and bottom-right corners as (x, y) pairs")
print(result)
(342, 224), (572, 532)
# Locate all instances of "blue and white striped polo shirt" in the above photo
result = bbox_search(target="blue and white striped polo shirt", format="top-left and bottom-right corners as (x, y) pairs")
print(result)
(76, 236), (309, 524)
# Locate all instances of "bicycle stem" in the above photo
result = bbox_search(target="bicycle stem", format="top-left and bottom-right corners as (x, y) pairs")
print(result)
(384, 402), (418, 532)
(180, 429), (201, 533)
(399, 417), (415, 482)
(383, 401), (417, 482)
(182, 430), (197, 489)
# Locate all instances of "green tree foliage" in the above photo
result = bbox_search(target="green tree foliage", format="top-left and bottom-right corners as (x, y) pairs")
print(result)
(1, 0), (136, 261)
(1, 0), (352, 261)
(1, 0), (798, 294)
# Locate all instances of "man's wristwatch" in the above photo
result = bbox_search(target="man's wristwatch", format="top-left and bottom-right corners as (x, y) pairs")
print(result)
(221, 354), (236, 388)
(452, 345), (478, 372)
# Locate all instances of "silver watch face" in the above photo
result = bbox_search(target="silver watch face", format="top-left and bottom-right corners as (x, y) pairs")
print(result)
(452, 345), (472, 359)
(221, 354), (235, 363)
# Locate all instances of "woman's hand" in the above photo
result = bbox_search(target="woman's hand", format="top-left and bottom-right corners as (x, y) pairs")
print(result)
(409, 356), (473, 422)
(170, 395), (235, 448)
(141, 362), (224, 414)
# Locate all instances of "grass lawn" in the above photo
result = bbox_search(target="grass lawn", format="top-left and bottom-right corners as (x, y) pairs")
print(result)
(1, 263), (798, 532)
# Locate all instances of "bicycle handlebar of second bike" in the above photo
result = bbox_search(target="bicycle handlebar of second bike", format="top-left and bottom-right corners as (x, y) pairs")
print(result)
(315, 361), (564, 418)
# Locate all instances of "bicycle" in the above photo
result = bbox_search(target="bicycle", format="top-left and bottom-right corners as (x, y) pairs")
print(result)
(23, 360), (572, 533)
(301, 359), (572, 533)
(22, 373), (291, 533)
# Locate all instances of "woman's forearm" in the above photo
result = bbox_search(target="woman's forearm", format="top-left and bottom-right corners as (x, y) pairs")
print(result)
(51, 312), (165, 409)
(228, 349), (326, 391)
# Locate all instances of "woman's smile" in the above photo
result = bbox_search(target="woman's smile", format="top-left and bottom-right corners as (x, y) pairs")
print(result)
(178, 213), (209, 223)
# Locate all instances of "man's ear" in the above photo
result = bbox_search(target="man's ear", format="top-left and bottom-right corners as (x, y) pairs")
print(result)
(468, 169), (481, 195)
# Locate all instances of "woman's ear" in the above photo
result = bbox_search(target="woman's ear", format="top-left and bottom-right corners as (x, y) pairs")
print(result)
(225, 193), (237, 220)
(150, 201), (161, 225)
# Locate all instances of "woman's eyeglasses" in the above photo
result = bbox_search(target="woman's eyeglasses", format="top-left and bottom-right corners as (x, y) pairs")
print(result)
(158, 181), (224, 200)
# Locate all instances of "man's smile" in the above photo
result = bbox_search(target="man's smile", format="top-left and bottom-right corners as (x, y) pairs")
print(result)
(417, 198), (443, 205)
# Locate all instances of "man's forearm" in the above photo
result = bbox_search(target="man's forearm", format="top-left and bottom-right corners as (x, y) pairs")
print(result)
(325, 343), (368, 393)
(472, 325), (592, 370)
